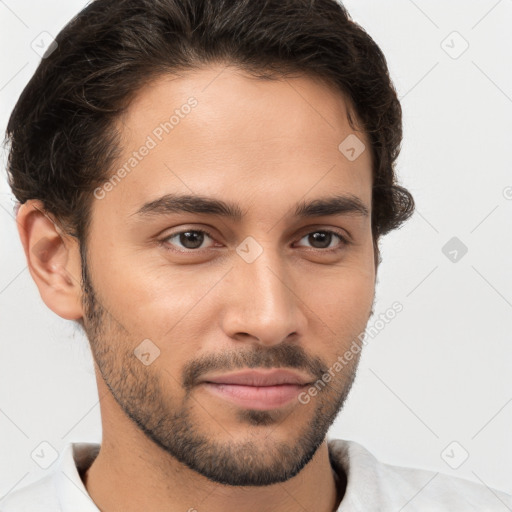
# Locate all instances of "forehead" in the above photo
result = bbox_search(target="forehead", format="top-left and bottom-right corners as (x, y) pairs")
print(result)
(95, 64), (372, 223)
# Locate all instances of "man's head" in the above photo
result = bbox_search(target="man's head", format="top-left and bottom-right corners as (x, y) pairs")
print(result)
(6, 0), (414, 488)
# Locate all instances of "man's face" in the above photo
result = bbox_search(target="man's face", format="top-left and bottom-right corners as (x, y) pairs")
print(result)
(81, 65), (375, 486)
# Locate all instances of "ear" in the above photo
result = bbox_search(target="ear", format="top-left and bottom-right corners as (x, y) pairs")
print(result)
(16, 200), (84, 320)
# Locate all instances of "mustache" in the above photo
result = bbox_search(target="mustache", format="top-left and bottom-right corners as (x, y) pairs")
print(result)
(182, 342), (329, 392)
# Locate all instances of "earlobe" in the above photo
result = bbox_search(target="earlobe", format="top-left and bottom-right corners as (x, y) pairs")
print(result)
(16, 200), (84, 320)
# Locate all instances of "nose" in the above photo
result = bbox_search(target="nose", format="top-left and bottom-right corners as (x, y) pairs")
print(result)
(219, 248), (308, 346)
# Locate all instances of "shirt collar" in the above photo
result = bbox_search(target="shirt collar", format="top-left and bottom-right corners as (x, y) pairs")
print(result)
(54, 438), (371, 511)
(54, 442), (100, 511)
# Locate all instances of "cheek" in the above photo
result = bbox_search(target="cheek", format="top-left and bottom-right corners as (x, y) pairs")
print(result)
(301, 266), (374, 340)
(101, 261), (219, 347)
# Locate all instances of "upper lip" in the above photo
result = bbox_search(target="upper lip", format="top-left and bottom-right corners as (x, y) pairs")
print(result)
(202, 368), (315, 386)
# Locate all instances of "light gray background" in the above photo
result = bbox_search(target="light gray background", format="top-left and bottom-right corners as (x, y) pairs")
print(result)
(1, 0), (511, 500)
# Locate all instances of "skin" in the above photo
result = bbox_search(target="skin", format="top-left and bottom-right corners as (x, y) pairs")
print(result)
(17, 64), (376, 512)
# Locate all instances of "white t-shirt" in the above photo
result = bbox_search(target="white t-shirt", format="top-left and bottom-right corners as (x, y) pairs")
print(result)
(1, 438), (511, 511)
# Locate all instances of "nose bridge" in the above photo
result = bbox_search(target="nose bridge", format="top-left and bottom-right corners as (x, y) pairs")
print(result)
(222, 240), (305, 344)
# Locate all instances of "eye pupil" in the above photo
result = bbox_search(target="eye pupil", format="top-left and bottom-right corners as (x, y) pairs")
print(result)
(309, 231), (331, 249)
(180, 231), (204, 249)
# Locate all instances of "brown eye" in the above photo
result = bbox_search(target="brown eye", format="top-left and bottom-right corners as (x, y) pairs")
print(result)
(296, 230), (348, 251)
(162, 230), (215, 251)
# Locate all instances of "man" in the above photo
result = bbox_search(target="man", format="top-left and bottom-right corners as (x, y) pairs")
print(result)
(1, 0), (511, 510)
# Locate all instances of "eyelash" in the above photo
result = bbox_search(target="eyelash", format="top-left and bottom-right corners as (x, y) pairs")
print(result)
(158, 228), (351, 254)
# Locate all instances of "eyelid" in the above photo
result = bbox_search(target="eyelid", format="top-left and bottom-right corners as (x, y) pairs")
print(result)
(295, 224), (352, 243)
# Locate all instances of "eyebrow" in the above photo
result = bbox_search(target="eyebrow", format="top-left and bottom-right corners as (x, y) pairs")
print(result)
(130, 193), (369, 221)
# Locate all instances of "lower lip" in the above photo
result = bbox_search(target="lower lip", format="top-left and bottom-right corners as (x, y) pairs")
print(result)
(201, 382), (307, 410)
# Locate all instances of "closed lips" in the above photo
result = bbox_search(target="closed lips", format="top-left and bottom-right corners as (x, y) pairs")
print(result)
(202, 369), (314, 387)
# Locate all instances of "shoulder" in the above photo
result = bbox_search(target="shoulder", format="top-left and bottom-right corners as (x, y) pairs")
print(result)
(328, 438), (512, 510)
(0, 474), (58, 512)
(0, 442), (100, 512)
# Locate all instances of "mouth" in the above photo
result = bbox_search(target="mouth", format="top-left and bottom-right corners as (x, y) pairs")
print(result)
(200, 368), (314, 410)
